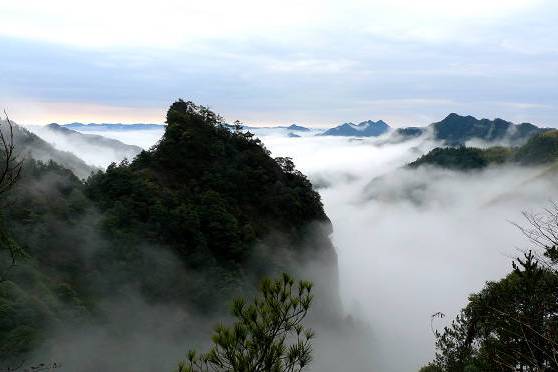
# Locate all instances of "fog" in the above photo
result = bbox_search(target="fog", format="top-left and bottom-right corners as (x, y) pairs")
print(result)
(255, 133), (558, 371)
(77, 128), (165, 150)
(21, 126), (144, 169)
(29, 126), (558, 371)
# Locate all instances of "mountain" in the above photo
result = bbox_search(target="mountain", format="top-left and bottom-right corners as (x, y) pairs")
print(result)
(408, 130), (558, 170)
(29, 124), (143, 168)
(394, 126), (426, 138)
(3, 120), (97, 179)
(86, 100), (338, 292)
(284, 124), (310, 132)
(514, 130), (558, 165)
(430, 113), (545, 145)
(408, 146), (513, 170)
(392, 113), (548, 145)
(320, 120), (391, 137)
(62, 123), (165, 131)
(0, 100), (340, 368)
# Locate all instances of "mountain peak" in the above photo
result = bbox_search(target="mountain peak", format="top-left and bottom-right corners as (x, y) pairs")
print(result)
(286, 124), (310, 131)
(320, 120), (390, 137)
(433, 113), (542, 145)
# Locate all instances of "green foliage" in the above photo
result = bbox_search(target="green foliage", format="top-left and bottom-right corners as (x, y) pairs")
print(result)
(409, 147), (493, 170)
(0, 101), (333, 363)
(178, 273), (314, 372)
(514, 130), (558, 165)
(408, 145), (514, 170)
(425, 251), (558, 371)
(410, 130), (558, 171)
(86, 101), (327, 263)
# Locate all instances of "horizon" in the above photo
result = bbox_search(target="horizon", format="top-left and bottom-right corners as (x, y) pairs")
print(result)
(2, 0), (557, 127)
(23, 111), (555, 129)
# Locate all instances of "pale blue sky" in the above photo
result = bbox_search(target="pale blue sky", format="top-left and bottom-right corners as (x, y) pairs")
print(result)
(1, 0), (557, 127)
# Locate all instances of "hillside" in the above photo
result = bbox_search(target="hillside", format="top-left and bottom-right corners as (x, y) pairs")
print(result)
(408, 130), (558, 170)
(0, 101), (339, 368)
(3, 121), (97, 179)
(30, 123), (142, 168)
(514, 130), (558, 165)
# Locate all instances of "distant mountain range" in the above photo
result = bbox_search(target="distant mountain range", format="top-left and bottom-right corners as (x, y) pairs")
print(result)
(319, 120), (391, 137)
(394, 113), (549, 145)
(62, 123), (165, 131)
(58, 114), (551, 146)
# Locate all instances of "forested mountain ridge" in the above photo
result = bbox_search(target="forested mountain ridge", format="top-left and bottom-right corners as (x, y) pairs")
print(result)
(394, 113), (548, 145)
(86, 100), (333, 261)
(409, 130), (558, 171)
(0, 101), (339, 369)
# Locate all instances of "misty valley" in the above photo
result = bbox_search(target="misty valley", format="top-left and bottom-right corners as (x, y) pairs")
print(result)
(2, 101), (558, 372)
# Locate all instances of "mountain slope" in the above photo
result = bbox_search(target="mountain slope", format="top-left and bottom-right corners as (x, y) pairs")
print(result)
(3, 121), (97, 179)
(0, 101), (340, 369)
(320, 120), (391, 137)
(408, 130), (558, 170)
(85, 100), (338, 308)
(514, 130), (558, 165)
(30, 123), (142, 168)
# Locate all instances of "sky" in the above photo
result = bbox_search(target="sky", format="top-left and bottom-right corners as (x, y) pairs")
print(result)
(1, 0), (557, 127)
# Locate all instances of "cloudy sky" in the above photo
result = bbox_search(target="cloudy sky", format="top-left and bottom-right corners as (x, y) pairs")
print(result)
(1, 0), (557, 127)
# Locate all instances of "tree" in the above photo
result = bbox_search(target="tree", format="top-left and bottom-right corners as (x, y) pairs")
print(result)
(427, 252), (558, 371)
(0, 114), (23, 283)
(423, 205), (558, 371)
(178, 273), (315, 372)
(513, 202), (558, 265)
(0, 114), (22, 196)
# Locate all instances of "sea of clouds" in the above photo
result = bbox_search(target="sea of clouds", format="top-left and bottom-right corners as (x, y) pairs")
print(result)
(43, 125), (558, 371)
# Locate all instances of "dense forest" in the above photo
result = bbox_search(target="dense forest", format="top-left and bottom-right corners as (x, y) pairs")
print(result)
(0, 101), (339, 370)
(409, 130), (558, 170)
(2, 102), (558, 371)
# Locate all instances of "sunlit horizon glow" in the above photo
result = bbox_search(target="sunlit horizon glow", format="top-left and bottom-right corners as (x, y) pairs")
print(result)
(1, 0), (557, 127)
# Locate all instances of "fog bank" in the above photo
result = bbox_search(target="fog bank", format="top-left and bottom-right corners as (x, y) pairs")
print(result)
(259, 133), (558, 371)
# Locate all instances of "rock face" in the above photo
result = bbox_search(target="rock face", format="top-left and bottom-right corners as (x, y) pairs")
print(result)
(320, 120), (391, 137)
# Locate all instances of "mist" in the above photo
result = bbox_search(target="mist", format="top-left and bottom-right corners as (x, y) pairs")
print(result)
(16, 125), (558, 371)
(254, 132), (558, 371)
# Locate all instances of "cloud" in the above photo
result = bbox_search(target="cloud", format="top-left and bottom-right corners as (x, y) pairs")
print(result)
(1, 1), (557, 127)
(254, 131), (558, 370)
(0, 0), (547, 48)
